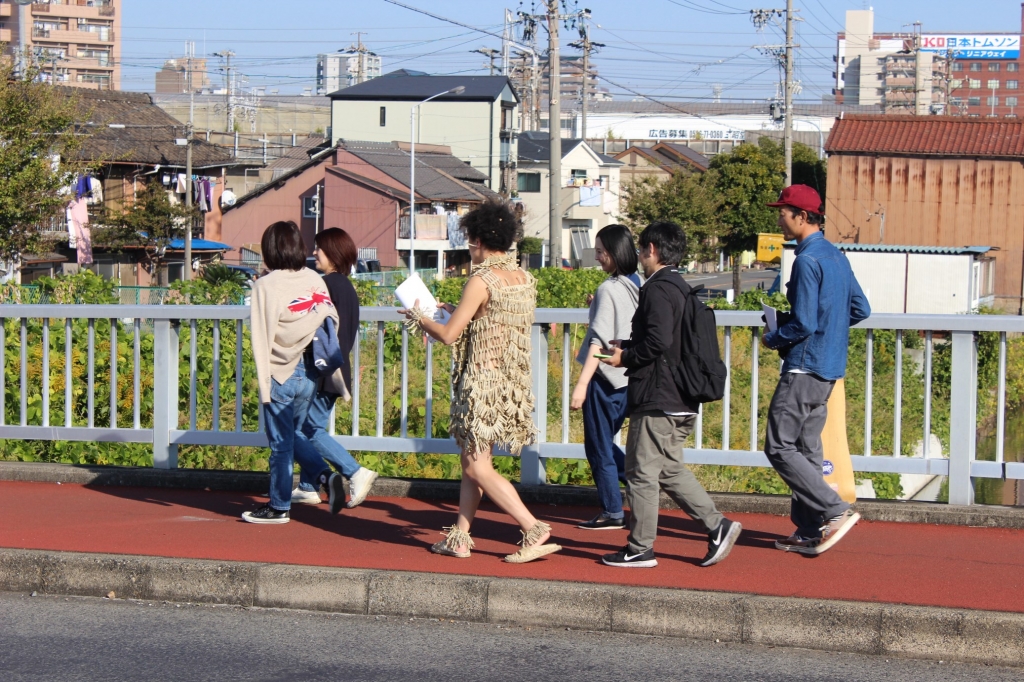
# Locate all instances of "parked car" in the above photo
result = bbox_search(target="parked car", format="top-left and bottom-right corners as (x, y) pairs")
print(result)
(225, 265), (259, 282)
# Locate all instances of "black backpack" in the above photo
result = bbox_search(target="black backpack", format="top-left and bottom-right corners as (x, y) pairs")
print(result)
(667, 280), (728, 404)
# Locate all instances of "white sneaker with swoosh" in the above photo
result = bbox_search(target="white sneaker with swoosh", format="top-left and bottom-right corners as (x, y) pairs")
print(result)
(602, 546), (657, 568)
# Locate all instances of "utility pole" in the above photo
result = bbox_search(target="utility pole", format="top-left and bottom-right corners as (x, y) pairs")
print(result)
(783, 0), (794, 187)
(569, 18), (604, 142)
(183, 56), (196, 282)
(520, 3), (590, 267)
(752, 7), (796, 185)
(352, 32), (366, 84)
(546, 2), (562, 268)
(214, 50), (236, 131)
(472, 47), (500, 75)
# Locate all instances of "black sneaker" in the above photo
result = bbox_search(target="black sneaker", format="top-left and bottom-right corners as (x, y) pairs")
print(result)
(577, 513), (626, 530)
(327, 472), (347, 515)
(601, 546), (657, 568)
(241, 505), (289, 524)
(700, 518), (742, 567)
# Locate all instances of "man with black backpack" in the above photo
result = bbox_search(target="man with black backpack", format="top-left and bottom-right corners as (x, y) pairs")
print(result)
(600, 221), (741, 568)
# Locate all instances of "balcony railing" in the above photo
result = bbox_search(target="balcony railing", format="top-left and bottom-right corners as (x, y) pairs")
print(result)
(0, 305), (1018, 506)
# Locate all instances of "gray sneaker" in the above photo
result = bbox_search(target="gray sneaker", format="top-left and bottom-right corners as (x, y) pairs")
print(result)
(347, 467), (379, 508)
(813, 509), (861, 555)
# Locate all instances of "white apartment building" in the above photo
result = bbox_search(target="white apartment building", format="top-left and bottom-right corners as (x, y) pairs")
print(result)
(317, 48), (382, 95)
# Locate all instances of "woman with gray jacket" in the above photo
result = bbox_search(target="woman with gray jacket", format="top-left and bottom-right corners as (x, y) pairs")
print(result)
(570, 224), (640, 530)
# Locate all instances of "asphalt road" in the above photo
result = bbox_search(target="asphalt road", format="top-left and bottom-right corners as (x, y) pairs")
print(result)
(0, 592), (1018, 682)
(684, 268), (779, 295)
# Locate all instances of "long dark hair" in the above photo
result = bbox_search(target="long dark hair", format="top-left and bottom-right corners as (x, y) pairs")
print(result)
(595, 224), (638, 277)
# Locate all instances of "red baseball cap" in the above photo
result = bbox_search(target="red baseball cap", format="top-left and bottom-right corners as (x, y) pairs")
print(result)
(766, 184), (823, 214)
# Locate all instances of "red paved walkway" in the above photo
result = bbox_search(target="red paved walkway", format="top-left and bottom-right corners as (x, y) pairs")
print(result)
(1, 481), (1021, 613)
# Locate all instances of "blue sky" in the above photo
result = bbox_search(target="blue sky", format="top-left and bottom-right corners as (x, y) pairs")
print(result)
(121, 1), (1018, 101)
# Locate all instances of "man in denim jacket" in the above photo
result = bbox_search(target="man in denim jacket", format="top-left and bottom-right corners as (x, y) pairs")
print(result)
(762, 185), (871, 555)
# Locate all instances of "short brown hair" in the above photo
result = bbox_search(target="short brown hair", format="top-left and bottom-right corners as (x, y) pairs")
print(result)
(314, 227), (357, 274)
(261, 221), (306, 271)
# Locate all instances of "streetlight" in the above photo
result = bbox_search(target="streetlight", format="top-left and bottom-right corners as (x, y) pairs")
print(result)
(409, 85), (465, 277)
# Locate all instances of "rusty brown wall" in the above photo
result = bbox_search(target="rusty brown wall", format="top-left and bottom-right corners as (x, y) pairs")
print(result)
(825, 154), (1024, 311)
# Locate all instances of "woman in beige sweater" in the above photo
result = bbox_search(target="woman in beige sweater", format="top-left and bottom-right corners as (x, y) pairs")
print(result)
(243, 221), (337, 524)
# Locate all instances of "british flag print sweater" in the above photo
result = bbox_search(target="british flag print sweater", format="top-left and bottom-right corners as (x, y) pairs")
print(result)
(250, 267), (339, 404)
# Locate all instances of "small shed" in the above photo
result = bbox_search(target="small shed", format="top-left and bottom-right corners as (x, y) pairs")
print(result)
(781, 243), (995, 314)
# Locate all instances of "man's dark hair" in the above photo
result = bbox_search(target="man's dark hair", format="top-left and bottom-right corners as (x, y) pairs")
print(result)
(460, 200), (522, 252)
(595, 224), (638, 277)
(638, 221), (687, 267)
(261, 220), (307, 271)
(315, 227), (357, 274)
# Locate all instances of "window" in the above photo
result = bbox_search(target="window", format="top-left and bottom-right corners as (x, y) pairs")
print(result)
(969, 79), (982, 89)
(302, 195), (319, 219)
(987, 96), (999, 106)
(357, 247), (378, 261)
(379, 106), (386, 127)
(952, 62), (963, 71)
(988, 79), (1000, 89)
(951, 79), (963, 89)
(989, 63), (1001, 72)
(1008, 80), (1019, 89)
(1007, 96), (1019, 107)
(968, 96), (982, 106)
(950, 96), (963, 105)
(517, 172), (541, 193)
(970, 63), (982, 72)
(1009, 63), (1020, 72)
(571, 169), (587, 181)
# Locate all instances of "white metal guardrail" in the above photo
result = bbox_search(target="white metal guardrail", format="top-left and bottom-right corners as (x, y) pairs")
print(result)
(0, 305), (1020, 506)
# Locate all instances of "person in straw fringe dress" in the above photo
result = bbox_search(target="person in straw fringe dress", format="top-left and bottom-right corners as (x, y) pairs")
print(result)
(401, 201), (560, 564)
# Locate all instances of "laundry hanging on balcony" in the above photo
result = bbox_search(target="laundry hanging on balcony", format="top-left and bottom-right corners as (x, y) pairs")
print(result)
(447, 212), (465, 249)
(579, 185), (602, 207)
(192, 177), (215, 212)
(66, 198), (93, 266)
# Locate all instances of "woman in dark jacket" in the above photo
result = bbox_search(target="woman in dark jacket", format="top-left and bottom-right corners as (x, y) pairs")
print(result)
(292, 228), (378, 513)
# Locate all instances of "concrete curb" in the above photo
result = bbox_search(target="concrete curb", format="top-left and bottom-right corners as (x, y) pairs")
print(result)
(1, 547), (1022, 667)
(3, 461), (1024, 529)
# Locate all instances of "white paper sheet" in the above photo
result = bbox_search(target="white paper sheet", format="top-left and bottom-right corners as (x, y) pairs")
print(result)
(761, 303), (778, 333)
(395, 273), (451, 325)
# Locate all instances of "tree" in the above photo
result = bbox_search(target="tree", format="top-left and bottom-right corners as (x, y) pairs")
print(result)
(709, 138), (786, 293)
(93, 180), (198, 280)
(620, 139), (827, 290)
(621, 171), (723, 266)
(0, 59), (85, 264)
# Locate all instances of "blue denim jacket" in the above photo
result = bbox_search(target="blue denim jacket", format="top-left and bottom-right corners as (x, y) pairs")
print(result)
(763, 232), (871, 380)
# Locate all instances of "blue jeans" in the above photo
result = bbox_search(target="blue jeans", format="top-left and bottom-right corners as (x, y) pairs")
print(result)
(297, 391), (361, 491)
(582, 374), (628, 518)
(263, 358), (328, 511)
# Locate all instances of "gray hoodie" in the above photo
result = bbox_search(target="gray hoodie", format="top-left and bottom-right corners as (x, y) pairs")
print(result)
(576, 274), (641, 389)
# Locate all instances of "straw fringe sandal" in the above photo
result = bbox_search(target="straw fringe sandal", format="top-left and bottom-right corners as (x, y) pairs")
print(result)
(504, 521), (561, 564)
(430, 525), (474, 558)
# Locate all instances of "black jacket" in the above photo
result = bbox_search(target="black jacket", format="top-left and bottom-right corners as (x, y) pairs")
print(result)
(621, 267), (698, 415)
(322, 272), (360, 392)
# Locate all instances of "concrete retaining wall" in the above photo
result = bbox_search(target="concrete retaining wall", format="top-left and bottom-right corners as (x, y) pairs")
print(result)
(2, 548), (1022, 667)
